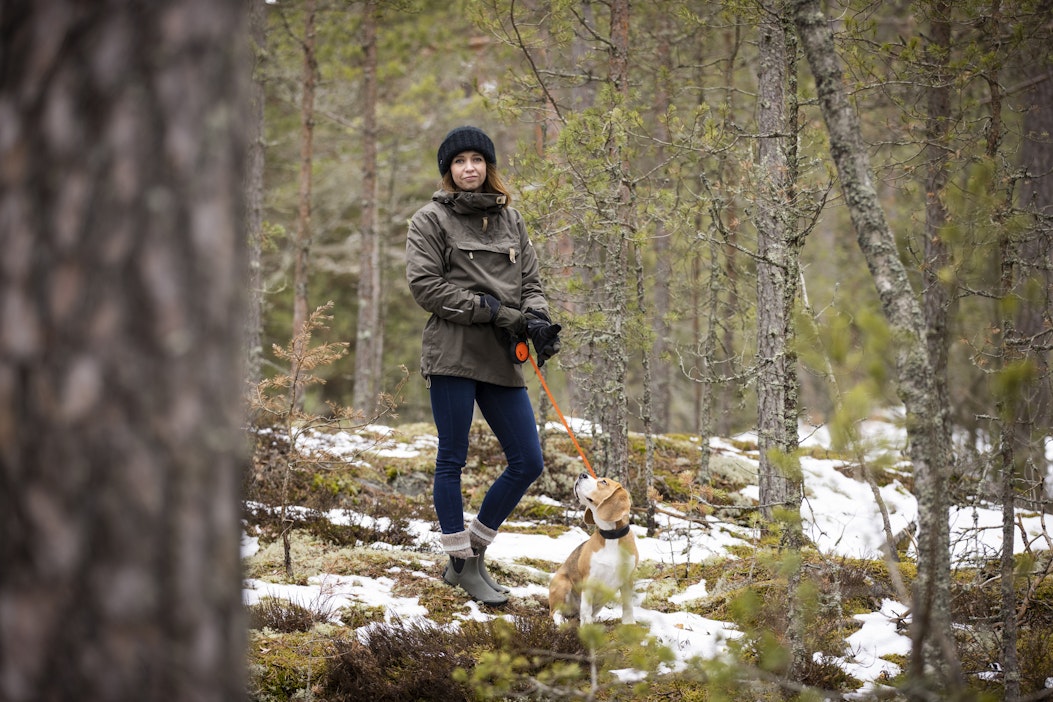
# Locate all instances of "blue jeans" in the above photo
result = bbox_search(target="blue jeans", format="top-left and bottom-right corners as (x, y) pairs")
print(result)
(429, 375), (544, 534)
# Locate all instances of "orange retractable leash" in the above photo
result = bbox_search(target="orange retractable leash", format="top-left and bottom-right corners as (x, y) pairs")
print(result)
(514, 340), (597, 479)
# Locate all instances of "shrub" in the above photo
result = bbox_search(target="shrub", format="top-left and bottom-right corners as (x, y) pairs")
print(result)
(248, 596), (333, 633)
(322, 620), (476, 701)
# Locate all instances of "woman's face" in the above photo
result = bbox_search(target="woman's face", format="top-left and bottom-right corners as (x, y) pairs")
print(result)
(450, 150), (487, 192)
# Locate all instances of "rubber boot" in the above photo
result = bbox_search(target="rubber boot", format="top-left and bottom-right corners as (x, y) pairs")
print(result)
(443, 556), (508, 605)
(475, 546), (510, 594)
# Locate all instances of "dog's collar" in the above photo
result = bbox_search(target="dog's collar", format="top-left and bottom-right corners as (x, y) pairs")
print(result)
(598, 524), (631, 540)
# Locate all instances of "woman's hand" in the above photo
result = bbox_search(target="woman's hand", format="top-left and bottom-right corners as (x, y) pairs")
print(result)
(478, 293), (526, 335)
(525, 309), (562, 367)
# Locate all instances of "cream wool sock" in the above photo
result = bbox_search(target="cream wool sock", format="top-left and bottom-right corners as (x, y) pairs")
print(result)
(440, 531), (474, 560)
(468, 520), (499, 551)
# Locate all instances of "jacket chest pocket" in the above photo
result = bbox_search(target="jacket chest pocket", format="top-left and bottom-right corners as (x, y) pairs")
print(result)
(446, 220), (521, 268)
(456, 240), (520, 265)
(447, 235), (523, 300)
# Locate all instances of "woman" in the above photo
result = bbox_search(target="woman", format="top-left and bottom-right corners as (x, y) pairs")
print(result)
(406, 126), (562, 604)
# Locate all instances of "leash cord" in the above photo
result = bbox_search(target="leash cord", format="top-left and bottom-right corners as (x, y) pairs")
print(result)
(526, 350), (597, 479)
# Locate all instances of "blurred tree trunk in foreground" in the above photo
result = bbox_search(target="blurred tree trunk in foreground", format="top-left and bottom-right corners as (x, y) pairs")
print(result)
(0, 1), (249, 701)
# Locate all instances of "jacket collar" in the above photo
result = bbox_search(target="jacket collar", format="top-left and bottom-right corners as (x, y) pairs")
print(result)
(434, 190), (507, 215)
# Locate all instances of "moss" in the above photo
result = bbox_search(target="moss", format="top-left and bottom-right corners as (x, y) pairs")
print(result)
(335, 602), (387, 629)
(247, 630), (332, 702)
(655, 472), (695, 501)
(727, 437), (759, 453)
(516, 556), (564, 572)
(309, 470), (360, 497)
(500, 522), (570, 537)
(509, 498), (565, 521)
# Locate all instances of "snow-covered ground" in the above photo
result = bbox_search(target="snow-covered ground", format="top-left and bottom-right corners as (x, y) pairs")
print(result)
(243, 416), (1053, 696)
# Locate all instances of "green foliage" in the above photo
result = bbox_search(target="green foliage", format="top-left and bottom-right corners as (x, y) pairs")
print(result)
(995, 358), (1038, 406)
(765, 447), (804, 484)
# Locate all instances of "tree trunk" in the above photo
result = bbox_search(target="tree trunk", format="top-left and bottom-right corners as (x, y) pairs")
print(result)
(998, 403), (1021, 702)
(0, 2), (249, 700)
(755, 7), (807, 685)
(291, 0), (317, 408)
(352, 0), (382, 413)
(245, 0), (267, 391)
(998, 6), (1053, 689)
(1015, 18), (1053, 506)
(756, 8), (795, 523)
(713, 23), (743, 439)
(922, 0), (954, 445)
(650, 13), (675, 434)
(790, 0), (964, 694)
(633, 242), (657, 532)
(594, 0), (632, 482)
(997, 163), (1023, 701)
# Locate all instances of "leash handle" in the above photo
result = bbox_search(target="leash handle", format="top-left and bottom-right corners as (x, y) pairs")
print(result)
(526, 351), (597, 479)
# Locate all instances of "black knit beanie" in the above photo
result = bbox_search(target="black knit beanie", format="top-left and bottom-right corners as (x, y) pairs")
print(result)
(437, 126), (496, 177)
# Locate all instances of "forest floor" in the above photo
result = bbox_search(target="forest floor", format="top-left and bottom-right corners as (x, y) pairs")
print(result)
(241, 414), (1053, 701)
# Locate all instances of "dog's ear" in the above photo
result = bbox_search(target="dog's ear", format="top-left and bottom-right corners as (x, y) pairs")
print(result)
(582, 506), (595, 526)
(596, 486), (631, 522)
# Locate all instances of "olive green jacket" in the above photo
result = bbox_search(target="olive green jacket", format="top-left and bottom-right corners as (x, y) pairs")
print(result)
(406, 190), (550, 387)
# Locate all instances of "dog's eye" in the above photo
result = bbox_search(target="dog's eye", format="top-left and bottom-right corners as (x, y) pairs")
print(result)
(599, 480), (607, 485)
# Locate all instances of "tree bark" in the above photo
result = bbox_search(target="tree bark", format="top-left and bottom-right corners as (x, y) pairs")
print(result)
(922, 0), (954, 446)
(997, 150), (1022, 701)
(790, 0), (963, 694)
(245, 0), (267, 391)
(756, 8), (795, 523)
(352, 0), (382, 413)
(291, 0), (317, 408)
(650, 13), (675, 434)
(1014, 12), (1053, 505)
(755, 6), (806, 684)
(0, 1), (249, 700)
(593, 0), (632, 482)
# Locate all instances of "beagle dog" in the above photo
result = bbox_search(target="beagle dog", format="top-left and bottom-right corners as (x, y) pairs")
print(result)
(549, 473), (639, 625)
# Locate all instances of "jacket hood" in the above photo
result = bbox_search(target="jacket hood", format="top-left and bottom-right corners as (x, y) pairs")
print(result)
(432, 190), (507, 216)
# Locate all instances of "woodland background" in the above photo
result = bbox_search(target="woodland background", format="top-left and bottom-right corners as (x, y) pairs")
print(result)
(243, 0), (1053, 696)
(2, 0), (1052, 700)
(253, 0), (1052, 489)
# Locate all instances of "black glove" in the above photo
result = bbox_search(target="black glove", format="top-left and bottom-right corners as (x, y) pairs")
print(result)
(525, 308), (562, 367)
(478, 293), (526, 335)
